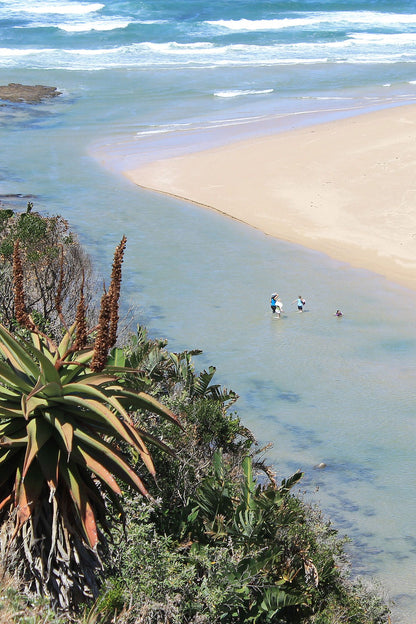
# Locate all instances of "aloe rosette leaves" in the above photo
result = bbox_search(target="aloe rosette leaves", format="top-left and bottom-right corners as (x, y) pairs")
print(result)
(0, 322), (179, 608)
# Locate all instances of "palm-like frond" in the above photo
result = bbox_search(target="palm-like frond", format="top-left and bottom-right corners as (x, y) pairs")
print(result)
(0, 323), (179, 551)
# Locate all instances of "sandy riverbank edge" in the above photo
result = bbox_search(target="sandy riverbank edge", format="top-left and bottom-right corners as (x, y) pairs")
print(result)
(125, 104), (416, 291)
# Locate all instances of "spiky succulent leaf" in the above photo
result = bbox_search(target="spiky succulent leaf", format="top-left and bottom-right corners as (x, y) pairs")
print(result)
(0, 325), (39, 380)
(72, 427), (150, 495)
(56, 322), (77, 359)
(60, 461), (98, 548)
(0, 361), (33, 394)
(15, 460), (44, 530)
(108, 386), (180, 426)
(36, 440), (60, 492)
(22, 417), (52, 479)
(72, 445), (122, 495)
(0, 321), (178, 556)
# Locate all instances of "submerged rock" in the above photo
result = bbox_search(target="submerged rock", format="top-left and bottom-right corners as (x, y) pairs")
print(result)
(0, 83), (61, 104)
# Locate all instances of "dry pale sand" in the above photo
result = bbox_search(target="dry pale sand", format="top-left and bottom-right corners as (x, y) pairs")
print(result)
(125, 104), (416, 291)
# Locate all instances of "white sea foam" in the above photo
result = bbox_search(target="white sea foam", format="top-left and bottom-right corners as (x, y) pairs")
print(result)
(0, 38), (415, 70)
(134, 115), (274, 138)
(214, 89), (273, 98)
(206, 11), (416, 32)
(56, 20), (130, 32)
(136, 128), (173, 136)
(350, 32), (416, 45)
(4, 1), (104, 16)
(0, 47), (49, 57)
(206, 17), (323, 31)
(136, 122), (193, 137)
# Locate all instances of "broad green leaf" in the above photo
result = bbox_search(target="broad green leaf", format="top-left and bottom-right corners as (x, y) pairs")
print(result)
(62, 383), (130, 419)
(0, 433), (28, 447)
(41, 410), (74, 456)
(0, 362), (34, 394)
(106, 347), (126, 368)
(21, 395), (48, 420)
(259, 586), (303, 614)
(60, 461), (98, 548)
(16, 459), (44, 529)
(38, 381), (63, 399)
(110, 387), (180, 426)
(279, 470), (303, 493)
(22, 340), (61, 386)
(22, 417), (53, 479)
(53, 395), (140, 450)
(241, 456), (256, 512)
(122, 420), (155, 475)
(30, 331), (57, 361)
(62, 381), (120, 399)
(0, 325), (39, 379)
(37, 440), (60, 491)
(57, 322), (76, 359)
(58, 349), (94, 384)
(69, 373), (116, 388)
(0, 386), (21, 400)
(0, 402), (26, 420)
(73, 427), (150, 496)
(73, 444), (122, 495)
(30, 332), (42, 352)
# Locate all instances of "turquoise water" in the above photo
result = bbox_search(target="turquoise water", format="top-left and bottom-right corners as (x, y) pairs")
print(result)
(1, 1), (416, 621)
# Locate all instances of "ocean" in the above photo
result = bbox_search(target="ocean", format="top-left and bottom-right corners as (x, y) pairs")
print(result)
(1, 0), (416, 621)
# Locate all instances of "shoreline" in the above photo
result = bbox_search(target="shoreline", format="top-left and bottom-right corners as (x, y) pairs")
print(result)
(124, 103), (416, 292)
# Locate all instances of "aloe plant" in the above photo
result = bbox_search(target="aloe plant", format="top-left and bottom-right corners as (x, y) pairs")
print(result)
(0, 237), (180, 610)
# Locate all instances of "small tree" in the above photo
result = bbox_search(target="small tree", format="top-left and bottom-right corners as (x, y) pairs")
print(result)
(0, 205), (94, 338)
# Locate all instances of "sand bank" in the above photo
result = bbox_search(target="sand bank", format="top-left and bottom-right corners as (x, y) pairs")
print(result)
(125, 104), (416, 291)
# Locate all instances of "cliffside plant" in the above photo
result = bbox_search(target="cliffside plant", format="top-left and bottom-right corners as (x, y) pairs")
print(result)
(0, 205), (94, 338)
(0, 236), (180, 612)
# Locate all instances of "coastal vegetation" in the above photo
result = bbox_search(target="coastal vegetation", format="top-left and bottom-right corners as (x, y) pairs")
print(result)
(0, 207), (390, 623)
(0, 205), (93, 339)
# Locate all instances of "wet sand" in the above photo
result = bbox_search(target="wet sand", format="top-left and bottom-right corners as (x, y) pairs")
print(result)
(125, 104), (416, 291)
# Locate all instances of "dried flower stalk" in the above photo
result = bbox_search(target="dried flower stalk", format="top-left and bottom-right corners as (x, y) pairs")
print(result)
(55, 245), (64, 315)
(108, 235), (126, 348)
(12, 240), (34, 331)
(90, 288), (111, 372)
(73, 272), (87, 351)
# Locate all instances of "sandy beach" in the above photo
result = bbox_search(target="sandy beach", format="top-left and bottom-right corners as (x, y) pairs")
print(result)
(125, 104), (416, 291)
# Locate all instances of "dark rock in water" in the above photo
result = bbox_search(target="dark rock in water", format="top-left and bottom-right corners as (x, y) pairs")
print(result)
(0, 83), (62, 104)
(0, 194), (37, 210)
(0, 194), (36, 199)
